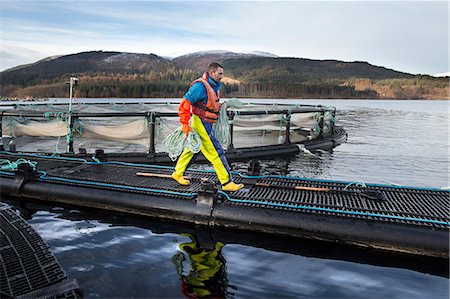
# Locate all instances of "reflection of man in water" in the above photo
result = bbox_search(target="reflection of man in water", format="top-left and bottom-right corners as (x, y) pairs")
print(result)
(172, 234), (229, 298)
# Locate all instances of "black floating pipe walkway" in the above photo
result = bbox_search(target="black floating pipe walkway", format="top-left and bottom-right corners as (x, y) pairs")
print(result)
(0, 152), (448, 258)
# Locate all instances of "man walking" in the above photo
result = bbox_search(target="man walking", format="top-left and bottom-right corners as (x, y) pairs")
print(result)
(171, 62), (244, 192)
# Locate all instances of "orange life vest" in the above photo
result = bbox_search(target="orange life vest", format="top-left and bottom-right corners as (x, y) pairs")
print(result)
(191, 73), (220, 123)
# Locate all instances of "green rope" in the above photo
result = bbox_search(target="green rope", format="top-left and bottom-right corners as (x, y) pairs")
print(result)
(311, 112), (322, 139)
(161, 128), (201, 162)
(161, 99), (243, 161)
(72, 118), (83, 136)
(6, 117), (14, 136)
(344, 182), (367, 190)
(322, 110), (336, 136)
(213, 98), (244, 148)
(186, 130), (201, 153)
(4, 114), (26, 137)
(0, 158), (37, 171)
(278, 112), (291, 143)
(54, 136), (62, 154)
(43, 111), (65, 120)
(155, 118), (165, 141)
(65, 114), (74, 144)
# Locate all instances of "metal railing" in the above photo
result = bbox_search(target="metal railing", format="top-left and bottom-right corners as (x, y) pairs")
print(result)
(0, 105), (335, 154)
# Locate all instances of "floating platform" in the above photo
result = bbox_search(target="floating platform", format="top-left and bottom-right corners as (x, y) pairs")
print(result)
(0, 203), (82, 298)
(0, 152), (448, 258)
(1, 105), (348, 163)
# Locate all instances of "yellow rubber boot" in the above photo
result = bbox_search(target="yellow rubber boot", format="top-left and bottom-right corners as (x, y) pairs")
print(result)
(222, 181), (244, 192)
(171, 172), (190, 186)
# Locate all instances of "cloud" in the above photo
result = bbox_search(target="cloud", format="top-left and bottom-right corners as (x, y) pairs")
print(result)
(0, 1), (448, 74)
(0, 46), (46, 70)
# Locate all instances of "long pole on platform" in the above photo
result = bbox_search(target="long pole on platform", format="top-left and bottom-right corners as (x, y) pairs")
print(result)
(68, 77), (78, 112)
(67, 77), (78, 153)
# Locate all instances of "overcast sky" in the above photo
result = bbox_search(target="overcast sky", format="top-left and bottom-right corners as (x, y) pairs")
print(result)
(1, 1), (448, 76)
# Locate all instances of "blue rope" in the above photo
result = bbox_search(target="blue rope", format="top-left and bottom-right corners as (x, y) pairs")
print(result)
(0, 151), (175, 170)
(236, 173), (449, 192)
(85, 160), (175, 170)
(217, 191), (450, 227)
(37, 170), (197, 198)
(0, 151), (88, 162)
(0, 170), (14, 176)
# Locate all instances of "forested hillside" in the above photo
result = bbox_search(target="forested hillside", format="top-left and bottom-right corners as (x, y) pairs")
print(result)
(0, 51), (448, 99)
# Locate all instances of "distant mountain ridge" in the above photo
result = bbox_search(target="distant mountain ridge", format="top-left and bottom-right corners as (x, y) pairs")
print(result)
(222, 57), (415, 83)
(0, 50), (448, 99)
(3, 51), (169, 79)
(171, 50), (274, 72)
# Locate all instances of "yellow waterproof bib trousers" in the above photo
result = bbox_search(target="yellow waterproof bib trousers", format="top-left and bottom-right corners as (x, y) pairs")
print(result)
(174, 115), (232, 185)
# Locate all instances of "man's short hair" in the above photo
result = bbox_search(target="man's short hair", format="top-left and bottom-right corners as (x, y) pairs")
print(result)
(208, 62), (223, 72)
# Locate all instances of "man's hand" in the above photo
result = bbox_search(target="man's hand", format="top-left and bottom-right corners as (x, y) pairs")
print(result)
(182, 124), (193, 136)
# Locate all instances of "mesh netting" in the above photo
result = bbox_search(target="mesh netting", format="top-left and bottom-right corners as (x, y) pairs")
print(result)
(1, 101), (336, 154)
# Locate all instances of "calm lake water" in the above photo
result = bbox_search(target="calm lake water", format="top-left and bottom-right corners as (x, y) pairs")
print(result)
(4, 99), (449, 298)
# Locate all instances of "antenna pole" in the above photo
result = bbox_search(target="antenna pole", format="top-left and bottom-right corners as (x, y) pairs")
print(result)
(68, 77), (78, 112)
